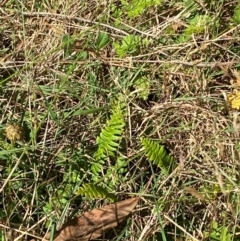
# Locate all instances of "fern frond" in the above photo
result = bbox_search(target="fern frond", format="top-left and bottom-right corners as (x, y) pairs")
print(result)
(140, 137), (173, 174)
(75, 183), (116, 201)
(92, 102), (125, 174)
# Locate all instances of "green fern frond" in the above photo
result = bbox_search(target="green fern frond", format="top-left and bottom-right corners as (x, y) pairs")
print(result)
(92, 101), (125, 174)
(91, 160), (105, 174)
(140, 137), (173, 174)
(75, 183), (116, 201)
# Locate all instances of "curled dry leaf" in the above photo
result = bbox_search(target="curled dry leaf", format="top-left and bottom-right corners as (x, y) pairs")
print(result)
(46, 197), (140, 241)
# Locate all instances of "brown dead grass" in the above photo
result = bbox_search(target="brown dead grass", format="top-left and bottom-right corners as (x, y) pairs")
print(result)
(1, 0), (240, 241)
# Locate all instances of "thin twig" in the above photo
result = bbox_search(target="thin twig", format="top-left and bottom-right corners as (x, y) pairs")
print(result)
(22, 12), (129, 36)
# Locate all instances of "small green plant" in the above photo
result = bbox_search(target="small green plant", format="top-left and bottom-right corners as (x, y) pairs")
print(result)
(204, 221), (233, 241)
(62, 34), (75, 58)
(95, 32), (111, 50)
(140, 137), (173, 174)
(133, 75), (150, 100)
(42, 169), (81, 217)
(113, 35), (149, 58)
(120, 0), (162, 18)
(178, 13), (215, 43)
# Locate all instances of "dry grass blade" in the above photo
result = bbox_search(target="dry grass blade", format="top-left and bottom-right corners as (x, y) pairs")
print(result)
(47, 197), (140, 241)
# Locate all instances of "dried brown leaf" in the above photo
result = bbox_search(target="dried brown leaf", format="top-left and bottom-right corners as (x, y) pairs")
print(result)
(48, 197), (140, 241)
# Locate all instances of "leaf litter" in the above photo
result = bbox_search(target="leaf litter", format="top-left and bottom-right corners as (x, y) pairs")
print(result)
(41, 197), (140, 241)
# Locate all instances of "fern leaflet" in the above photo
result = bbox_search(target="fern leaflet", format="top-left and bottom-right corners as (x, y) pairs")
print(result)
(75, 183), (116, 201)
(140, 137), (173, 174)
(92, 102), (125, 174)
